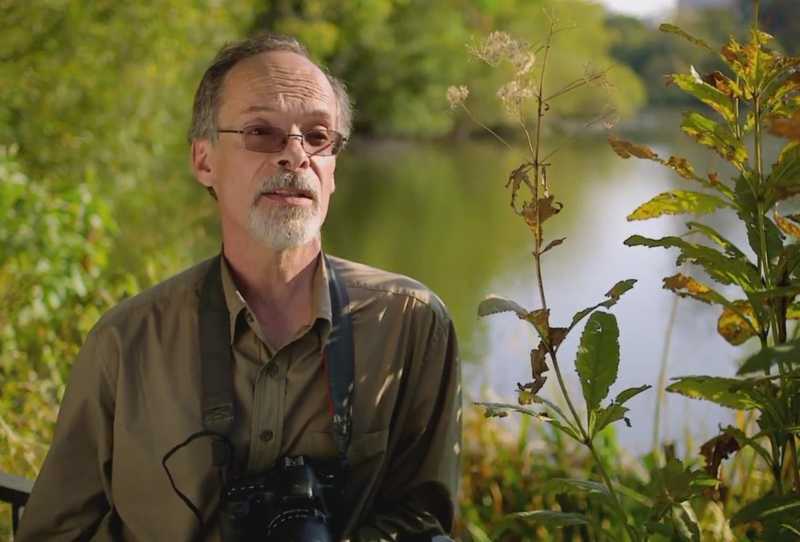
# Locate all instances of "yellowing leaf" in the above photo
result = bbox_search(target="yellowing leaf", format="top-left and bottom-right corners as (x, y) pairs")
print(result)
(663, 273), (728, 305)
(627, 190), (730, 221)
(773, 211), (800, 239)
(608, 135), (659, 160)
(665, 156), (697, 180)
(524, 308), (551, 344)
(717, 301), (760, 346)
(682, 112), (749, 170)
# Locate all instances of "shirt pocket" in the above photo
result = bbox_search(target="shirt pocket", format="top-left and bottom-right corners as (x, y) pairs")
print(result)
(347, 429), (389, 466)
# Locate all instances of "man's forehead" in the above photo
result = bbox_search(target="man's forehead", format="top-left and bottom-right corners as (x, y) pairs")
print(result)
(222, 51), (336, 111)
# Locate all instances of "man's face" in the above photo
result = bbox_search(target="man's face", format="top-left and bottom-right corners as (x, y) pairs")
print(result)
(193, 51), (339, 251)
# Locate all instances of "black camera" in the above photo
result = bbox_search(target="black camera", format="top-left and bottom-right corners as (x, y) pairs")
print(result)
(219, 456), (340, 542)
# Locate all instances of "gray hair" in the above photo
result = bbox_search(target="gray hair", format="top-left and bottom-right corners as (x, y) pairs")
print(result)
(188, 33), (353, 142)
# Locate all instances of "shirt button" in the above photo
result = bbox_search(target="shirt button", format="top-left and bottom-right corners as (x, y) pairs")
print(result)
(266, 364), (279, 378)
(259, 430), (274, 443)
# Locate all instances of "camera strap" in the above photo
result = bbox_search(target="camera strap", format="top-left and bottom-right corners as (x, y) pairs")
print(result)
(200, 253), (354, 469)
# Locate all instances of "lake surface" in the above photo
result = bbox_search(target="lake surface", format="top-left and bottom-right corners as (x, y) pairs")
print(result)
(132, 110), (764, 456)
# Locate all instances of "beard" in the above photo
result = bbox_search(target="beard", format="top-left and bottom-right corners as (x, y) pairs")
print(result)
(247, 171), (323, 251)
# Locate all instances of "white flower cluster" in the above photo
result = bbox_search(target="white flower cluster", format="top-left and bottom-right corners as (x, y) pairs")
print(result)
(446, 85), (470, 109)
(468, 31), (536, 76)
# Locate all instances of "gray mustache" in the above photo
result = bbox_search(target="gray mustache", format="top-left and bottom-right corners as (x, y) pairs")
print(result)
(255, 173), (319, 201)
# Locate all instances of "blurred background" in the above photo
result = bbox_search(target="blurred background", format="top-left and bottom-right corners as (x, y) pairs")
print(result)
(1, 0), (797, 539)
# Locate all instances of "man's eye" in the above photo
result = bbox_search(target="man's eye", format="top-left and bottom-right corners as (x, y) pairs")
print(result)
(305, 130), (331, 146)
(246, 126), (280, 137)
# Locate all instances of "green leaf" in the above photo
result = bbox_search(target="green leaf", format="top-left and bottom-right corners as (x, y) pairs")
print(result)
(543, 478), (611, 498)
(625, 235), (760, 289)
(569, 279), (636, 331)
(686, 222), (747, 259)
(627, 190), (730, 221)
(666, 376), (762, 410)
(614, 384), (652, 405)
(682, 112), (748, 171)
(765, 143), (800, 204)
(738, 341), (800, 374)
(575, 312), (619, 411)
(474, 401), (548, 419)
(477, 295), (527, 318)
(593, 403), (629, 434)
(671, 502), (701, 541)
(545, 418), (584, 443)
(669, 68), (736, 123)
(509, 510), (589, 528)
(659, 24), (713, 51)
(731, 493), (800, 526)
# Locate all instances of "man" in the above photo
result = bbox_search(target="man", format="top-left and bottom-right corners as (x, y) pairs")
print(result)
(17, 34), (460, 541)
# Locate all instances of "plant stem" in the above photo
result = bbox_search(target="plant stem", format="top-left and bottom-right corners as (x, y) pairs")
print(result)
(459, 104), (513, 150)
(652, 296), (679, 465)
(587, 441), (641, 542)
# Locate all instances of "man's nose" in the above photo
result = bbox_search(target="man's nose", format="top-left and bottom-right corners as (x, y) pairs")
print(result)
(276, 134), (310, 171)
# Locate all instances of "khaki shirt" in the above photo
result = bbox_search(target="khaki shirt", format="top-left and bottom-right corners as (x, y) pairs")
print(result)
(17, 254), (461, 541)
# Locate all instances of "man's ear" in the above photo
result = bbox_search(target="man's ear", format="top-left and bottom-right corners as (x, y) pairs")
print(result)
(191, 139), (215, 190)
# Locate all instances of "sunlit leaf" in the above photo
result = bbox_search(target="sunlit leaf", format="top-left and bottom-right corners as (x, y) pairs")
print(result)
(510, 510), (589, 528)
(774, 212), (800, 240)
(668, 69), (736, 123)
(738, 341), (800, 375)
(575, 311), (619, 411)
(662, 273), (728, 305)
(627, 190), (730, 221)
(717, 300), (760, 345)
(659, 24), (712, 51)
(666, 376), (762, 410)
(681, 112), (748, 171)
(478, 295), (527, 318)
(700, 432), (740, 476)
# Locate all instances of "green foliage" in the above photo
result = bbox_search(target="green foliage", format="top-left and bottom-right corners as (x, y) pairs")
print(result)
(0, 146), (136, 477)
(615, 2), (800, 537)
(575, 312), (619, 413)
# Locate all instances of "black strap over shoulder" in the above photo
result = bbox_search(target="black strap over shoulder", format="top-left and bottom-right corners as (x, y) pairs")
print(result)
(200, 253), (355, 468)
(323, 253), (354, 462)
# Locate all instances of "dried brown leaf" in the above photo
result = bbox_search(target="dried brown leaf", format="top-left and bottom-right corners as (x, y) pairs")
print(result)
(608, 135), (660, 160)
(522, 196), (563, 235)
(665, 156), (697, 180)
(700, 432), (741, 477)
(770, 111), (800, 141)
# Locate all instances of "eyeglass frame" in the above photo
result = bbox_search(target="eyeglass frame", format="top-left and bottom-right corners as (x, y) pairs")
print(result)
(216, 125), (348, 157)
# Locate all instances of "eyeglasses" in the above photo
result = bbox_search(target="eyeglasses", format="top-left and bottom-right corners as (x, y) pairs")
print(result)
(216, 125), (347, 156)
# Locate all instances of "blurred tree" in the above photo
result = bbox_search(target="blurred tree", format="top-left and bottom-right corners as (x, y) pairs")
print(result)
(735, 0), (800, 54)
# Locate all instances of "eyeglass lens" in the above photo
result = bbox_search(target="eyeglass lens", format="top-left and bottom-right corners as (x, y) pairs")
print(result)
(243, 126), (342, 155)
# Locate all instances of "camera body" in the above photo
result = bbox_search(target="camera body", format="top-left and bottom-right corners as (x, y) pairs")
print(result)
(219, 456), (340, 542)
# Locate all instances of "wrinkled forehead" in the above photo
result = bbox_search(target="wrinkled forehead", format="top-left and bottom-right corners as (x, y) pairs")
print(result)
(219, 51), (337, 121)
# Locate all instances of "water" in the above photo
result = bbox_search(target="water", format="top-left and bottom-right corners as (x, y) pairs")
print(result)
(133, 110), (761, 457)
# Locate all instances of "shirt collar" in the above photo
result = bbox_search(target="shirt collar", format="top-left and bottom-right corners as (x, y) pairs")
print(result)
(218, 252), (333, 346)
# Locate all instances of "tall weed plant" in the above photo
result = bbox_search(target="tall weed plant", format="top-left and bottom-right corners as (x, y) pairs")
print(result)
(451, 1), (799, 540)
